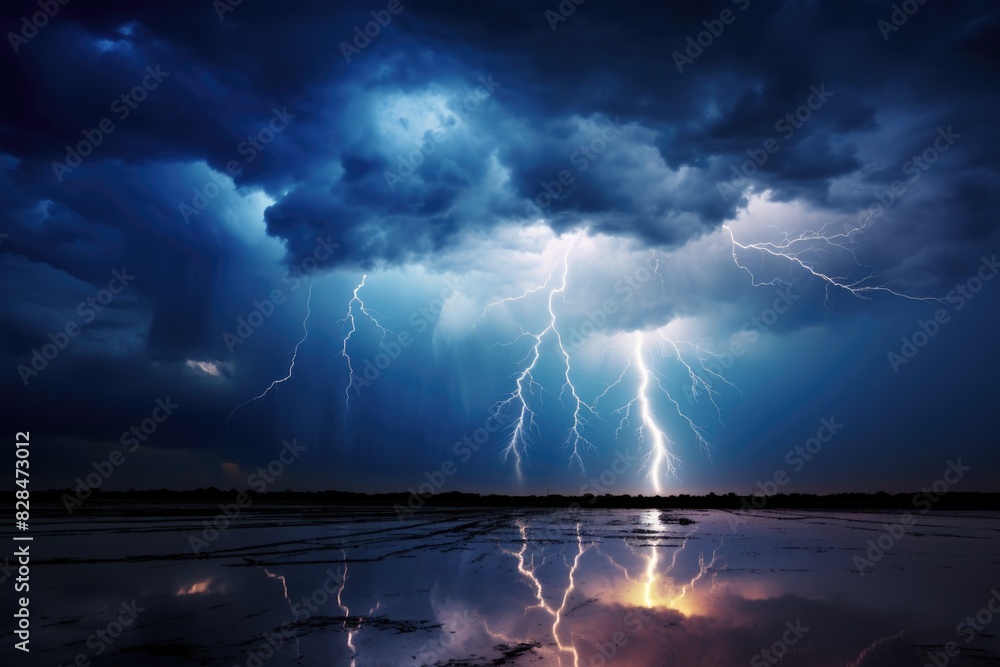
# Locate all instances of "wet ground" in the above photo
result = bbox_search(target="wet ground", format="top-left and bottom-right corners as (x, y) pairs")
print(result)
(8, 506), (1000, 666)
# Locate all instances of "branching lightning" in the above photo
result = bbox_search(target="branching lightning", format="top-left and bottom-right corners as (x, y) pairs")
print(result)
(228, 280), (315, 425)
(337, 274), (397, 419)
(475, 213), (930, 491)
(587, 249), (741, 493)
(482, 235), (597, 477)
(592, 328), (730, 494)
(580, 216), (935, 492)
(724, 218), (939, 308)
(480, 240), (735, 492)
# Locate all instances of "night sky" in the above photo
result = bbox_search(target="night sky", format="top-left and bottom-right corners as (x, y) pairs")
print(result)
(2, 0), (998, 496)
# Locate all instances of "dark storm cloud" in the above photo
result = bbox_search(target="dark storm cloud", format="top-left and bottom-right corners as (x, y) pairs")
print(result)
(2, 0), (997, 272)
(1, 0), (998, 489)
(269, 0), (997, 274)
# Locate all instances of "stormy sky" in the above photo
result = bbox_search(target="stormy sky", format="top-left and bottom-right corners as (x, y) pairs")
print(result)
(2, 0), (998, 495)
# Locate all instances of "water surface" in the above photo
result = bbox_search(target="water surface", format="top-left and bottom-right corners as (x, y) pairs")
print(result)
(16, 506), (1000, 666)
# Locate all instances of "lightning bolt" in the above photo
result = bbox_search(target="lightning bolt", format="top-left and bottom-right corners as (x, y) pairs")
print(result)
(337, 274), (397, 419)
(481, 241), (733, 491)
(655, 332), (741, 424)
(483, 235), (596, 478)
(575, 248), (735, 495)
(593, 329), (727, 494)
(228, 280), (315, 425)
(590, 252), (739, 494)
(724, 218), (939, 309)
(651, 251), (666, 291)
(582, 214), (934, 491)
(502, 520), (586, 667)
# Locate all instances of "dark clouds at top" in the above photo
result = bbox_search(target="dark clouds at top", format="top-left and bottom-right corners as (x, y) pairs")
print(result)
(1, 0), (998, 493)
(4, 0), (997, 270)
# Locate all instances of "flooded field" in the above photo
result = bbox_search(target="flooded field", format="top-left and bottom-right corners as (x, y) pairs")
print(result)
(11, 507), (1000, 666)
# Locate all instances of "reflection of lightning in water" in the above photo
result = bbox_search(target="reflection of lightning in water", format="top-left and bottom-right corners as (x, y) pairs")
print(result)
(620, 520), (699, 609)
(337, 274), (396, 419)
(724, 221), (938, 309)
(483, 235), (597, 477)
(263, 567), (290, 604)
(552, 525), (586, 667)
(262, 552), (369, 665)
(591, 543), (634, 581)
(666, 536), (725, 610)
(483, 620), (518, 644)
(603, 515), (721, 613)
(228, 281), (315, 425)
(846, 629), (910, 667)
(334, 555), (357, 667)
(260, 566), (299, 656)
(332, 550), (381, 667)
(502, 520), (586, 667)
(641, 534), (660, 609)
